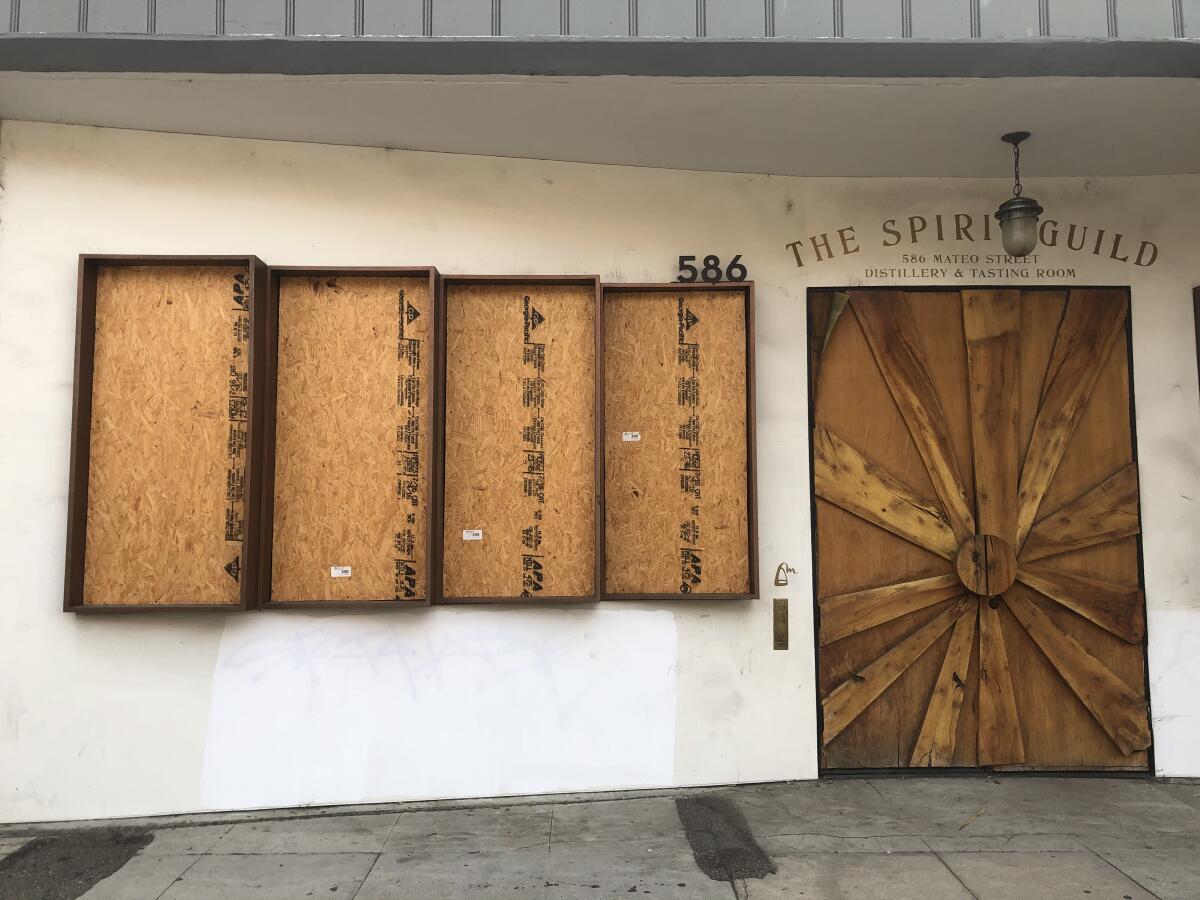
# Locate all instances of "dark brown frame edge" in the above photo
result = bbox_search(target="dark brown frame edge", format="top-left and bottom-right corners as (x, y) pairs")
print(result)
(599, 282), (759, 603)
(64, 254), (269, 613)
(257, 267), (441, 610)
(435, 275), (604, 606)
(806, 285), (1150, 775)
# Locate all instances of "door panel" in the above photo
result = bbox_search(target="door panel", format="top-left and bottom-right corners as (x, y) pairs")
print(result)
(811, 288), (1149, 771)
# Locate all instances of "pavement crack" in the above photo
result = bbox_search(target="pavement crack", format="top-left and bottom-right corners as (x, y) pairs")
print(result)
(927, 845), (981, 900)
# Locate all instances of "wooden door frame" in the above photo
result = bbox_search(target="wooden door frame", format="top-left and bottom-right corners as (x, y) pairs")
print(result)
(804, 284), (1154, 776)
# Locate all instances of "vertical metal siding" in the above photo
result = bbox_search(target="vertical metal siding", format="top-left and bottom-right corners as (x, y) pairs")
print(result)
(0, 0), (1187, 38)
(431, 0), (492, 34)
(364, 0), (424, 34)
(842, 0), (904, 37)
(706, 0), (767, 37)
(500, 0), (559, 35)
(978, 0), (1041, 37)
(568, 0), (627, 34)
(1047, 0), (1109, 36)
(16, 0), (79, 32)
(224, 0), (285, 35)
(1115, 0), (1176, 37)
(295, 0), (355, 35)
(912, 0), (972, 36)
(156, 0), (220, 34)
(773, 0), (835, 36)
(637, 0), (697, 36)
(86, 0), (147, 33)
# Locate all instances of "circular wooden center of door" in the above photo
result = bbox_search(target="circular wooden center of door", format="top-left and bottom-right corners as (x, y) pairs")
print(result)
(955, 534), (1017, 597)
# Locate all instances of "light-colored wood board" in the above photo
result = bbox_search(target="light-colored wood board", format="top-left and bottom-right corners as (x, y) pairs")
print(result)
(1021, 464), (1140, 563)
(813, 426), (959, 560)
(443, 283), (596, 599)
(911, 608), (977, 767)
(850, 291), (976, 542)
(1005, 585), (1151, 756)
(1016, 291), (1127, 548)
(819, 573), (962, 646)
(604, 289), (750, 595)
(963, 289), (1021, 544)
(270, 275), (431, 602)
(978, 599), (1026, 765)
(822, 599), (971, 746)
(1017, 565), (1144, 645)
(84, 265), (247, 605)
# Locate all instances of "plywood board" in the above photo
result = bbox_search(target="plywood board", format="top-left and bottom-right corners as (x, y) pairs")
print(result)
(270, 274), (432, 602)
(83, 264), (249, 605)
(442, 281), (597, 600)
(604, 288), (751, 596)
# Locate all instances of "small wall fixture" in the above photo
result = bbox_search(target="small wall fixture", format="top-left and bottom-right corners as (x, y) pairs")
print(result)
(994, 132), (1044, 258)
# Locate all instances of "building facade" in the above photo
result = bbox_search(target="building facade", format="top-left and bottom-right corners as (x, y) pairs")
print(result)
(1, 4), (1199, 823)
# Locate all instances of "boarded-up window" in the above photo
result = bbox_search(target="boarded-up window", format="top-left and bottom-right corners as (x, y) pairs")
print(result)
(441, 278), (600, 602)
(603, 285), (756, 598)
(266, 271), (435, 604)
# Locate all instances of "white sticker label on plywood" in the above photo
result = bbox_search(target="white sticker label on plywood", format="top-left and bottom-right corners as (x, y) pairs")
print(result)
(330, 566), (352, 578)
(622, 432), (642, 442)
(463, 529), (483, 541)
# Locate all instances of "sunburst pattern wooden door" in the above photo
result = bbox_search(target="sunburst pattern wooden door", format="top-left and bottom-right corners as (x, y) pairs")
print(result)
(810, 289), (1150, 770)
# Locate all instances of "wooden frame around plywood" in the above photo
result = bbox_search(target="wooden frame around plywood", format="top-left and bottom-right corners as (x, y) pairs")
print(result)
(64, 254), (269, 612)
(258, 267), (441, 609)
(435, 275), (604, 605)
(600, 282), (759, 602)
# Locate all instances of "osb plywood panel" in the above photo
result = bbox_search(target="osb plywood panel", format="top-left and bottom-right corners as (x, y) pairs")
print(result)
(443, 283), (596, 599)
(605, 290), (750, 595)
(271, 275), (431, 602)
(83, 265), (249, 605)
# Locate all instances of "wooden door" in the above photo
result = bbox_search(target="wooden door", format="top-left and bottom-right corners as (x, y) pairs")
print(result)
(810, 289), (1150, 770)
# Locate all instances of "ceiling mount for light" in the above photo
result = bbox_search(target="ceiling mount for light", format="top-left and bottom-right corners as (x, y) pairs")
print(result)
(994, 131), (1044, 258)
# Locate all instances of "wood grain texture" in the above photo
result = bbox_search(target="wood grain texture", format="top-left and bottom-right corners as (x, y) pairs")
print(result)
(851, 291), (976, 542)
(955, 534), (1017, 596)
(604, 289), (750, 595)
(813, 425), (959, 560)
(1016, 292), (1127, 548)
(911, 608), (977, 767)
(271, 276), (430, 602)
(443, 283), (596, 599)
(822, 599), (971, 746)
(963, 290), (1021, 543)
(1021, 464), (1140, 563)
(84, 265), (246, 606)
(1005, 585), (1151, 756)
(978, 599), (1026, 765)
(1017, 565), (1145, 644)
(819, 573), (963, 646)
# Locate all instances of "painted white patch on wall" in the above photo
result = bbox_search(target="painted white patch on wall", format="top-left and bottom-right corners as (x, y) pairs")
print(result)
(199, 609), (677, 810)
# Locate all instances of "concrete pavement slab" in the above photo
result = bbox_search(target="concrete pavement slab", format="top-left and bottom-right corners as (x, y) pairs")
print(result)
(761, 832), (931, 854)
(922, 833), (1090, 852)
(139, 824), (233, 855)
(356, 845), (549, 899)
(547, 837), (731, 899)
(1096, 849), (1200, 900)
(385, 805), (552, 853)
(940, 850), (1157, 900)
(80, 854), (197, 900)
(738, 851), (973, 899)
(209, 812), (399, 855)
(734, 779), (923, 837)
(548, 797), (688, 843)
(159, 852), (376, 899)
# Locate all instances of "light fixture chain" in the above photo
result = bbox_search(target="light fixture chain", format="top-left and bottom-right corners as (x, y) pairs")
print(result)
(1013, 142), (1023, 197)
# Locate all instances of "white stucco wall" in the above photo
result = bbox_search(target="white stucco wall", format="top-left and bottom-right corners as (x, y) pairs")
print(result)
(0, 120), (1197, 824)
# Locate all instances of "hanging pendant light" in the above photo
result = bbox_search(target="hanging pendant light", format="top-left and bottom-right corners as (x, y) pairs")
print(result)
(994, 132), (1044, 258)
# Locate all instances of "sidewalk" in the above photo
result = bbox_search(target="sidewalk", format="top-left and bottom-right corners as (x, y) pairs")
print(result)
(2, 777), (1198, 899)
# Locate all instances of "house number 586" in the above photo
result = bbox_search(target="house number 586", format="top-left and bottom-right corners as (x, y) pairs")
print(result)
(677, 254), (749, 284)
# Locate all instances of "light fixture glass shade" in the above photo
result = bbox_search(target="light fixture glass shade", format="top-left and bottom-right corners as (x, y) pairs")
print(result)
(995, 196), (1044, 258)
